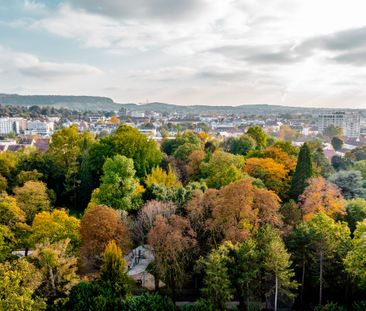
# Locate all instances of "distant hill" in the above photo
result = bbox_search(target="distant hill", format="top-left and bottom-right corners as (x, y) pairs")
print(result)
(0, 94), (122, 111)
(0, 94), (363, 115)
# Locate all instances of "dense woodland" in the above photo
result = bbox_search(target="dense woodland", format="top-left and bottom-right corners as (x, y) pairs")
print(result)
(2, 124), (366, 310)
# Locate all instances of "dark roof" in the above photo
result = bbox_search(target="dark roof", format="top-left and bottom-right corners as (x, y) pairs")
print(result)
(18, 138), (34, 145)
(7, 145), (25, 152)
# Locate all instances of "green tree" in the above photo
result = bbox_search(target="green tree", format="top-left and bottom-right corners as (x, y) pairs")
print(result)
(173, 143), (201, 163)
(353, 160), (366, 179)
(323, 125), (343, 140)
(223, 134), (256, 156)
(258, 226), (297, 311)
(331, 137), (343, 151)
(345, 199), (366, 233)
(247, 126), (267, 149)
(290, 143), (313, 200)
(344, 220), (366, 287)
(329, 170), (366, 200)
(201, 244), (233, 311)
(313, 148), (335, 178)
(299, 214), (350, 305)
(14, 181), (51, 224)
(91, 155), (143, 211)
(200, 151), (246, 188)
(0, 259), (46, 310)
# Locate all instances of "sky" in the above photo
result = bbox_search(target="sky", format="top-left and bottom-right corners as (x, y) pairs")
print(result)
(1, 0), (366, 108)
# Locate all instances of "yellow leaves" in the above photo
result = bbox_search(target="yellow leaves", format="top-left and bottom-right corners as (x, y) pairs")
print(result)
(145, 166), (181, 189)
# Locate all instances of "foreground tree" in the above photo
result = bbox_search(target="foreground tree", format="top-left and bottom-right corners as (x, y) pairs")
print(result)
(247, 126), (267, 149)
(80, 205), (131, 272)
(147, 214), (197, 300)
(0, 259), (45, 310)
(33, 238), (79, 302)
(345, 198), (366, 233)
(344, 220), (366, 287)
(290, 143), (313, 200)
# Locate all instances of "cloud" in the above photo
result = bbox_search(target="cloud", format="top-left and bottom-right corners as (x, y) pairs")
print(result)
(71, 0), (207, 21)
(0, 46), (102, 78)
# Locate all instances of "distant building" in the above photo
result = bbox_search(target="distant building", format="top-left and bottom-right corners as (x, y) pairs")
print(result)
(0, 118), (26, 134)
(318, 111), (360, 138)
(131, 111), (145, 118)
(26, 120), (54, 136)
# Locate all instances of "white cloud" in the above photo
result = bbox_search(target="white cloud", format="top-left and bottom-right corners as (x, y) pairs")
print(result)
(0, 46), (103, 78)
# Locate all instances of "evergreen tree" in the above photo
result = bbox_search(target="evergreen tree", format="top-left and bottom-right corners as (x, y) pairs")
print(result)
(290, 143), (313, 200)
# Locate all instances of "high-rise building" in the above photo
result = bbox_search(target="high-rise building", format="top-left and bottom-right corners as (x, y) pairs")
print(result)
(318, 111), (360, 138)
(0, 118), (26, 134)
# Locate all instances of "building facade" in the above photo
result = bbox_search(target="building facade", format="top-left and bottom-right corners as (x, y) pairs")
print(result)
(319, 111), (360, 138)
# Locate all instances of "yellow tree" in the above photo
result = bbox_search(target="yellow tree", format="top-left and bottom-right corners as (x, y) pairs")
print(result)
(300, 177), (346, 221)
(13, 181), (51, 224)
(245, 157), (290, 195)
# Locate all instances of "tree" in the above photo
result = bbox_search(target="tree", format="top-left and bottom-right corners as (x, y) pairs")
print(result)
(353, 160), (366, 179)
(328, 170), (366, 200)
(80, 205), (131, 272)
(47, 125), (94, 209)
(0, 259), (45, 310)
(345, 199), (366, 233)
(91, 155), (143, 211)
(296, 214), (350, 305)
(259, 226), (297, 311)
(187, 150), (205, 180)
(0, 192), (25, 228)
(132, 200), (177, 244)
(30, 209), (80, 247)
(98, 240), (131, 303)
(313, 147), (335, 178)
(290, 143), (313, 200)
(244, 157), (290, 195)
(323, 125), (343, 140)
(247, 126), (267, 149)
(331, 155), (352, 171)
(224, 240), (260, 310)
(145, 167), (181, 189)
(344, 220), (366, 287)
(16, 170), (43, 186)
(14, 181), (51, 224)
(161, 131), (200, 156)
(147, 214), (197, 300)
(280, 200), (302, 235)
(173, 143), (202, 163)
(201, 243), (233, 311)
(300, 177), (346, 221)
(187, 178), (282, 250)
(331, 137), (343, 151)
(278, 125), (298, 141)
(80, 125), (162, 209)
(222, 134), (256, 156)
(200, 151), (246, 189)
(33, 238), (79, 301)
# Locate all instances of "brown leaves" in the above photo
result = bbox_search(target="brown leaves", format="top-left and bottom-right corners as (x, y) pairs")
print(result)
(79, 205), (131, 273)
(187, 178), (282, 248)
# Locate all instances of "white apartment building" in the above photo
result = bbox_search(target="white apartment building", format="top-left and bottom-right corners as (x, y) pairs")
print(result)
(26, 120), (54, 136)
(318, 111), (360, 138)
(0, 118), (26, 134)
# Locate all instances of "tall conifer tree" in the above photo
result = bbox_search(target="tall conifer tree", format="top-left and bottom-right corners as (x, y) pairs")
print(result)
(290, 143), (313, 200)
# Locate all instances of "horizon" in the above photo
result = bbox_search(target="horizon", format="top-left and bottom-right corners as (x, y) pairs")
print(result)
(2, 1), (366, 108)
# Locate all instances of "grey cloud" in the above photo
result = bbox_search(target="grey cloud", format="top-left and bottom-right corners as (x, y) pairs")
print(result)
(211, 44), (303, 65)
(70, 0), (207, 21)
(331, 50), (366, 65)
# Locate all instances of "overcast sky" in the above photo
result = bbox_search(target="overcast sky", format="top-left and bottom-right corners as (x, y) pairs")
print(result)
(1, 0), (366, 107)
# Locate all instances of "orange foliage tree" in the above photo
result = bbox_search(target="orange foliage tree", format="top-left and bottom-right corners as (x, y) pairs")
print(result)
(187, 178), (282, 250)
(79, 205), (131, 272)
(300, 177), (346, 221)
(245, 157), (290, 195)
(147, 214), (197, 299)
